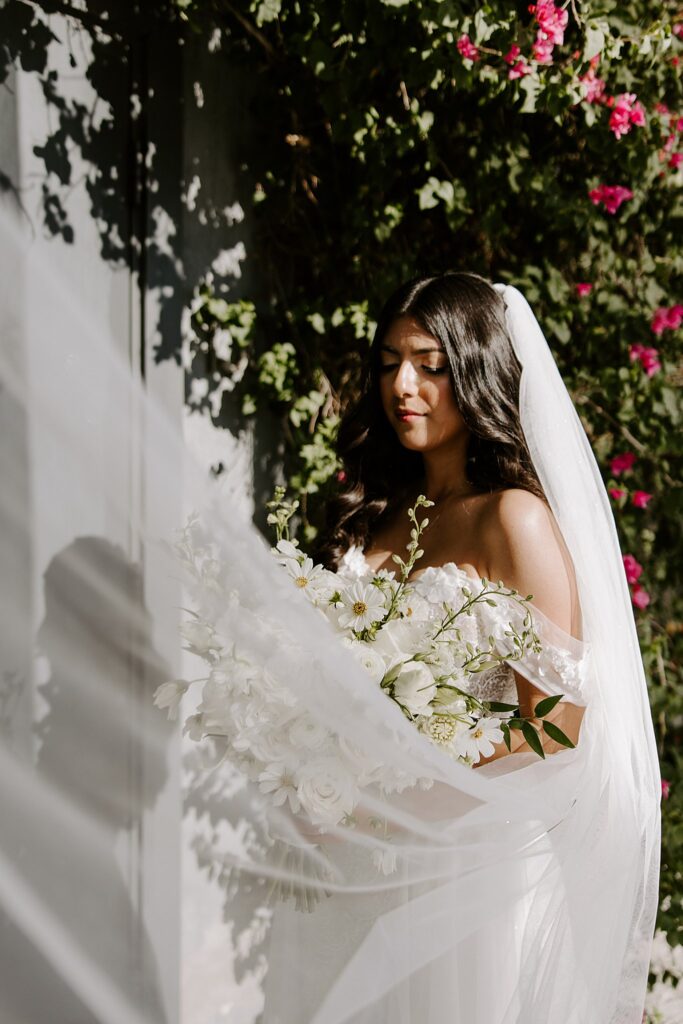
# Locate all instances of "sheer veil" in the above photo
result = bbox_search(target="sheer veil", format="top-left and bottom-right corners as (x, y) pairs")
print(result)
(0, 202), (660, 1024)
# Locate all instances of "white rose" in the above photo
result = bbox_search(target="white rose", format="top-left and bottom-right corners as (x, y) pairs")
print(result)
(373, 618), (431, 673)
(392, 661), (437, 717)
(295, 756), (358, 826)
(341, 639), (386, 685)
(288, 714), (331, 750)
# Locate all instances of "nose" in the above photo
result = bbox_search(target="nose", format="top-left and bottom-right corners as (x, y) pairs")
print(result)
(393, 359), (419, 396)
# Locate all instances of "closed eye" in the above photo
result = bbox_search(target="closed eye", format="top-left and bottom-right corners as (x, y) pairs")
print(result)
(379, 364), (448, 375)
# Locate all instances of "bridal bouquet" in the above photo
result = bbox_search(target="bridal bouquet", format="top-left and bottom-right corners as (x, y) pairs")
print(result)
(155, 491), (573, 849)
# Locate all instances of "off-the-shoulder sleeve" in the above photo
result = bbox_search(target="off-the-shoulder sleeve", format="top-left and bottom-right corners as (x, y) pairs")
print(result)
(471, 588), (591, 707)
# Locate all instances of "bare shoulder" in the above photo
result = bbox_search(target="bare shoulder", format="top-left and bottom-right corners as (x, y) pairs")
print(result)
(479, 488), (574, 631)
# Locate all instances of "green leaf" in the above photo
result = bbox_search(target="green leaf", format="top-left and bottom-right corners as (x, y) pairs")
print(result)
(534, 694), (564, 717)
(501, 722), (511, 752)
(488, 701), (518, 712)
(521, 720), (545, 758)
(542, 721), (576, 749)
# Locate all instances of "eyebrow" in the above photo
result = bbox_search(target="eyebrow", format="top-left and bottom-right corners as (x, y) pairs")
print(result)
(380, 343), (445, 355)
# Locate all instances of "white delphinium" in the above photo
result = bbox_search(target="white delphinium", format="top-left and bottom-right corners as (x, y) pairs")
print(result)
(392, 661), (437, 717)
(412, 563), (472, 607)
(337, 580), (386, 631)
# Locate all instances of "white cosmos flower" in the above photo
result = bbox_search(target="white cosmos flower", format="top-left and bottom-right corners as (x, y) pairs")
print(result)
(285, 556), (328, 598)
(258, 763), (301, 813)
(153, 680), (187, 720)
(274, 538), (301, 564)
(337, 581), (386, 631)
(295, 757), (358, 826)
(456, 716), (504, 763)
(392, 661), (437, 717)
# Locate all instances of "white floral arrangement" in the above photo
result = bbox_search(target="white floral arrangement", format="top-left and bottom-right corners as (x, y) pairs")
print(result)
(154, 491), (573, 866)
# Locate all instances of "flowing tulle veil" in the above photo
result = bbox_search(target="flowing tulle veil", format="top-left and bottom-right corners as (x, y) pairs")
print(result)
(0, 199), (660, 1024)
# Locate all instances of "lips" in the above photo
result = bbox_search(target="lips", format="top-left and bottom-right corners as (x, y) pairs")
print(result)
(395, 409), (424, 421)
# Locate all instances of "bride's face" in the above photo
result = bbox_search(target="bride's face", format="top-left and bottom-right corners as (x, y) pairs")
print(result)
(378, 315), (468, 452)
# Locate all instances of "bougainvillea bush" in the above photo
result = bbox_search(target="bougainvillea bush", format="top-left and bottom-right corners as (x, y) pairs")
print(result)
(5, 0), (682, 1010)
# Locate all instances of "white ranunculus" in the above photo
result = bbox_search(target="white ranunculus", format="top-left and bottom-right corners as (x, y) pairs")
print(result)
(153, 680), (187, 720)
(392, 661), (437, 717)
(295, 757), (358, 826)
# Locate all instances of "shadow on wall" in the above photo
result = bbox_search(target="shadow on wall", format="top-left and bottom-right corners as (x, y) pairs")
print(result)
(0, 536), (172, 1023)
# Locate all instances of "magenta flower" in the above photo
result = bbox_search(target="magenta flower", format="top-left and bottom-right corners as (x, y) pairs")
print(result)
(504, 44), (521, 64)
(629, 343), (662, 377)
(457, 34), (480, 62)
(651, 304), (683, 335)
(533, 1), (568, 45)
(623, 554), (643, 584)
(610, 451), (637, 476)
(579, 67), (606, 104)
(661, 779), (671, 799)
(589, 184), (634, 214)
(533, 35), (555, 64)
(632, 491), (653, 509)
(669, 152), (683, 169)
(609, 93), (647, 140)
(631, 584), (650, 610)
(508, 58), (533, 79)
(609, 487), (626, 501)
(336, 469), (347, 483)
(575, 282), (593, 297)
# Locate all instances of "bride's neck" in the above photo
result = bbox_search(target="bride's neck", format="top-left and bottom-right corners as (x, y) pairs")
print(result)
(419, 441), (475, 504)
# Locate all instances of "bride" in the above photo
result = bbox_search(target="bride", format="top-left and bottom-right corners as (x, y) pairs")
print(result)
(255, 271), (659, 1023)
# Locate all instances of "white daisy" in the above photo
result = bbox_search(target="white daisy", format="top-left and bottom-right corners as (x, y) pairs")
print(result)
(337, 580), (387, 631)
(456, 716), (504, 763)
(284, 555), (326, 593)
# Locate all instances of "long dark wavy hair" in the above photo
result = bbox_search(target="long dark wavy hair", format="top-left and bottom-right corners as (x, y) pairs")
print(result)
(313, 271), (547, 570)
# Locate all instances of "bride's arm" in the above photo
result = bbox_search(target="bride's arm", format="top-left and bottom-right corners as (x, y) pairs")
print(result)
(469, 489), (586, 766)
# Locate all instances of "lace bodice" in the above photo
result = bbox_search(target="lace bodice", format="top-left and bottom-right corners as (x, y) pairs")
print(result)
(338, 546), (590, 707)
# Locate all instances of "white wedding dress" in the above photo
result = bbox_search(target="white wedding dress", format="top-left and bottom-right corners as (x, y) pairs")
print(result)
(261, 549), (592, 1024)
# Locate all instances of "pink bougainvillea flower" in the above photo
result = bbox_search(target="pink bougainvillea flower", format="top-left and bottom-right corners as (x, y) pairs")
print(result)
(632, 491), (653, 509)
(609, 93), (647, 139)
(675, 116), (683, 132)
(673, 23), (683, 38)
(623, 554), (643, 584)
(629, 343), (662, 377)
(336, 469), (347, 483)
(611, 451), (637, 476)
(533, 1), (568, 44)
(508, 59), (533, 80)
(651, 304), (683, 335)
(609, 487), (626, 500)
(631, 584), (650, 609)
(669, 152), (683, 169)
(661, 779), (671, 799)
(504, 44), (521, 64)
(589, 184), (634, 214)
(575, 282), (593, 297)
(533, 34), (555, 64)
(654, 102), (670, 115)
(579, 68), (607, 104)
(457, 34), (480, 62)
